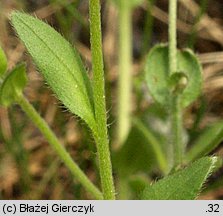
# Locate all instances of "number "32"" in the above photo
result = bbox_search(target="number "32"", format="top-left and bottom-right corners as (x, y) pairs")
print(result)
(207, 204), (220, 213)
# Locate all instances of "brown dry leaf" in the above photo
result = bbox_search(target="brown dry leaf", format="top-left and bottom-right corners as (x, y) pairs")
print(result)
(0, 155), (19, 196)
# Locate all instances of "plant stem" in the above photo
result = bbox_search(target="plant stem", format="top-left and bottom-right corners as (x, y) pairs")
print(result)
(116, 0), (132, 149)
(89, 0), (115, 200)
(169, 0), (183, 166)
(17, 95), (103, 200)
(171, 96), (183, 166)
(169, 0), (177, 75)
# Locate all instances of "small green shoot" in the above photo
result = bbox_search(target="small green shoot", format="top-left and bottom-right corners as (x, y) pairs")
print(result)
(0, 63), (27, 106)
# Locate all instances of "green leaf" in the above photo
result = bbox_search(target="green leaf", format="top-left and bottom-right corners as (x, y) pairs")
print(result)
(145, 44), (202, 107)
(0, 63), (27, 106)
(0, 46), (7, 77)
(141, 157), (218, 200)
(186, 121), (223, 162)
(11, 12), (96, 130)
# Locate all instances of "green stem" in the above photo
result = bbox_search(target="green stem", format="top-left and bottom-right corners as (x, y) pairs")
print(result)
(17, 95), (103, 200)
(169, 0), (183, 166)
(171, 96), (183, 166)
(89, 0), (115, 200)
(116, 0), (132, 149)
(169, 0), (177, 75)
(133, 118), (168, 174)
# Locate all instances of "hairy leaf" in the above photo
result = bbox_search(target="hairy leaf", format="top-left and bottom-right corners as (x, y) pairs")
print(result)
(145, 44), (202, 107)
(11, 12), (96, 129)
(0, 63), (27, 106)
(0, 46), (7, 77)
(186, 121), (223, 162)
(141, 157), (218, 200)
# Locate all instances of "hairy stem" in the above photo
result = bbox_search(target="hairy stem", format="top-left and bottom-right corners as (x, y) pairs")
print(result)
(89, 0), (115, 200)
(171, 96), (183, 166)
(17, 95), (103, 200)
(116, 0), (132, 149)
(169, 0), (183, 166)
(169, 0), (177, 75)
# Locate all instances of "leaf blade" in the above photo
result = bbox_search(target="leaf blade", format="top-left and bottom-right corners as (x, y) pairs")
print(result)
(145, 44), (170, 105)
(145, 44), (202, 107)
(177, 48), (202, 107)
(141, 157), (218, 200)
(11, 12), (96, 129)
